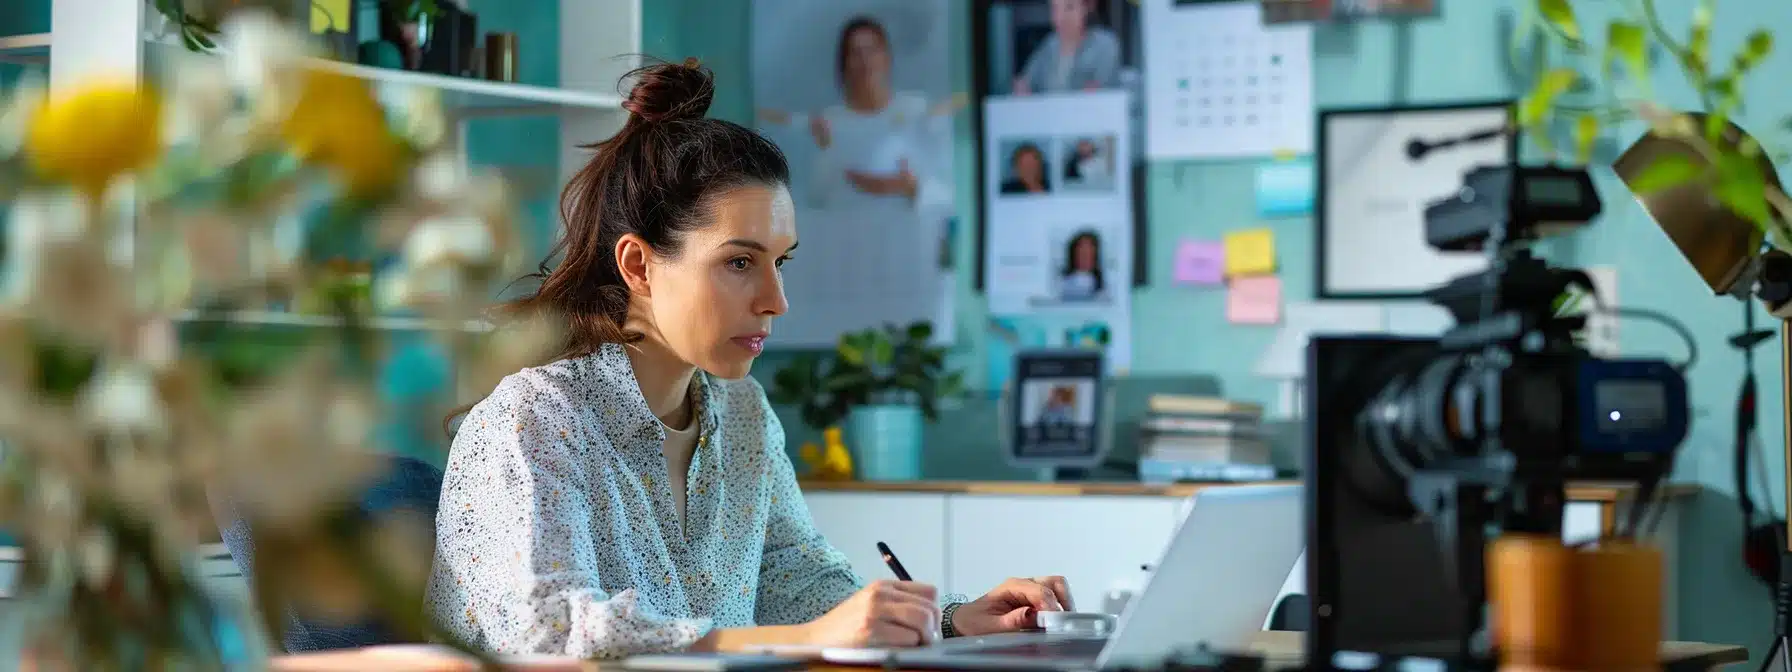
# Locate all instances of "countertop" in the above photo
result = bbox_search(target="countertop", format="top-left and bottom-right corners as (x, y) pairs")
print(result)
(797, 479), (1703, 503)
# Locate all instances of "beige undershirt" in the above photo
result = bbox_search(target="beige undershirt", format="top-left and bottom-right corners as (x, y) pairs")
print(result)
(660, 393), (700, 529)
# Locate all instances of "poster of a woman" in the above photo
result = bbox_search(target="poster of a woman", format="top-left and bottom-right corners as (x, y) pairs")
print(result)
(753, 5), (959, 220)
(751, 0), (960, 347)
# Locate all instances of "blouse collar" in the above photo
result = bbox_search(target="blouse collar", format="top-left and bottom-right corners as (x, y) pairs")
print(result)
(589, 342), (723, 449)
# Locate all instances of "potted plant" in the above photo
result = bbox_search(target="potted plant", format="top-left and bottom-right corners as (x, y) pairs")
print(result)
(769, 321), (966, 481)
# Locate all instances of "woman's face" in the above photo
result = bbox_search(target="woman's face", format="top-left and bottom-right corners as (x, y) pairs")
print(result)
(1015, 149), (1043, 184)
(1076, 140), (1095, 158)
(1050, 0), (1089, 39)
(842, 27), (892, 91)
(1072, 237), (1097, 270)
(631, 184), (798, 380)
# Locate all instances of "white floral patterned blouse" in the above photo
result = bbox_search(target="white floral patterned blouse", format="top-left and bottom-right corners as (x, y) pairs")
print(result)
(425, 343), (865, 658)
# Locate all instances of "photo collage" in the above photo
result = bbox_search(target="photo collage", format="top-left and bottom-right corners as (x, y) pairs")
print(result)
(977, 0), (1141, 374)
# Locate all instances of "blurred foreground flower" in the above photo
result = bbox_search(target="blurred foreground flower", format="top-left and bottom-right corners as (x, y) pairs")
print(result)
(0, 9), (537, 670)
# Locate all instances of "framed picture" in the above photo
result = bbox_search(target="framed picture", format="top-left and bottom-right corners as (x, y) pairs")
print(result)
(1261, 0), (1438, 24)
(1315, 100), (1516, 300)
(1006, 348), (1108, 470)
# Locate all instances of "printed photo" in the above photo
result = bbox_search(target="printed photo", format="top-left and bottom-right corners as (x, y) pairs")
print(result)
(1057, 135), (1116, 193)
(981, 0), (1140, 97)
(1021, 378), (1097, 427)
(996, 136), (1055, 196)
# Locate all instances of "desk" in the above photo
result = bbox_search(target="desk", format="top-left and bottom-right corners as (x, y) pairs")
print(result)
(264, 633), (1750, 671)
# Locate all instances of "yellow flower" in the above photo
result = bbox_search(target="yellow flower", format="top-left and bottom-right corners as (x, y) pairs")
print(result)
(24, 79), (163, 199)
(281, 67), (403, 197)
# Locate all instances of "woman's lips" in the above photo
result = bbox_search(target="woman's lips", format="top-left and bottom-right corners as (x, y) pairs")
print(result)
(731, 335), (766, 355)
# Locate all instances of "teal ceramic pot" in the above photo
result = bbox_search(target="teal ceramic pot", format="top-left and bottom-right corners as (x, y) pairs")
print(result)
(846, 404), (923, 481)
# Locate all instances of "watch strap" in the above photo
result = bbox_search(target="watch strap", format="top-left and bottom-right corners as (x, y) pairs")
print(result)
(941, 601), (966, 638)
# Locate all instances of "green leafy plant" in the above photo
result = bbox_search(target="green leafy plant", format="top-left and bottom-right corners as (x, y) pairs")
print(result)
(1514, 0), (1790, 246)
(768, 321), (967, 432)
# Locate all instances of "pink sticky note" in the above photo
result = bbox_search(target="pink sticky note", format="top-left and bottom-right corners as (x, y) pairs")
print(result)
(1227, 276), (1283, 325)
(1172, 240), (1225, 286)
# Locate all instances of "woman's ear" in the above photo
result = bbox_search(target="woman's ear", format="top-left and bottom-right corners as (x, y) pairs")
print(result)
(615, 233), (653, 297)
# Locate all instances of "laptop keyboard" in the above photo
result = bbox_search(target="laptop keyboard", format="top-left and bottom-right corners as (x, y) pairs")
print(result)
(971, 638), (1109, 659)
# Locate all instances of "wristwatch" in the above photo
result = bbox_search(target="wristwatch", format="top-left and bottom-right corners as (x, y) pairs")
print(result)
(940, 601), (965, 638)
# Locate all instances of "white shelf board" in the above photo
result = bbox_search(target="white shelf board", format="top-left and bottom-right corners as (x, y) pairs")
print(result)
(175, 310), (493, 333)
(142, 35), (623, 117)
(0, 32), (50, 66)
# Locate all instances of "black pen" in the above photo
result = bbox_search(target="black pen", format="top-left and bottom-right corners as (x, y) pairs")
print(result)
(876, 541), (913, 581)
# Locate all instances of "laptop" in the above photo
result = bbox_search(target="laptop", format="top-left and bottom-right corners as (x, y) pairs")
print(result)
(889, 483), (1303, 671)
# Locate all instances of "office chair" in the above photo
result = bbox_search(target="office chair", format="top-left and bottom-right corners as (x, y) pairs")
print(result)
(214, 453), (445, 653)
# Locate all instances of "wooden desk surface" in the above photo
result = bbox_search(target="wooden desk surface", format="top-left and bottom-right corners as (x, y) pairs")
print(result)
(798, 479), (1703, 503)
(268, 632), (1749, 671)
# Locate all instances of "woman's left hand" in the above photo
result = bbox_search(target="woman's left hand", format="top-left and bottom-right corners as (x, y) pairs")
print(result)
(951, 576), (1074, 637)
(844, 160), (918, 199)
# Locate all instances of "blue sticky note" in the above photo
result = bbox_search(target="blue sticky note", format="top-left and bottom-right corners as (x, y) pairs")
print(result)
(1256, 158), (1315, 218)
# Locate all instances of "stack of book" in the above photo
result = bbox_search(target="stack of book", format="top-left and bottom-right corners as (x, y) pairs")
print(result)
(1136, 394), (1277, 483)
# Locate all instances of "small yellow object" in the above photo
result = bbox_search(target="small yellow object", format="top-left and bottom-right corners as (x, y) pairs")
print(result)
(800, 426), (855, 481)
(281, 67), (403, 197)
(25, 78), (163, 199)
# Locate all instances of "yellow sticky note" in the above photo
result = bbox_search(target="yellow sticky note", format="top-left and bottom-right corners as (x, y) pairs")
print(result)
(1223, 228), (1276, 276)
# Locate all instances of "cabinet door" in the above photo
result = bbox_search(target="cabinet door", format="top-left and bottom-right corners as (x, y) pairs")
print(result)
(804, 492), (948, 591)
(946, 495), (1180, 605)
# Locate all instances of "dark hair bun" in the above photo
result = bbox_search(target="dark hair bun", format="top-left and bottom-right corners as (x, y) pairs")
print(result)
(622, 58), (715, 124)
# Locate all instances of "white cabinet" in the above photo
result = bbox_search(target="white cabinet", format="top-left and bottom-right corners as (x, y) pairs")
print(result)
(945, 495), (1181, 603)
(801, 487), (1685, 638)
(805, 492), (948, 590)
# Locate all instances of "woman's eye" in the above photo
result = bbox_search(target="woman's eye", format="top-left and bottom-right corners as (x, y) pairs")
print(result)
(728, 257), (752, 271)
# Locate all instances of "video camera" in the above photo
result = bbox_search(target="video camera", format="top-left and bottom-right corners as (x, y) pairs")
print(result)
(1303, 162), (1692, 669)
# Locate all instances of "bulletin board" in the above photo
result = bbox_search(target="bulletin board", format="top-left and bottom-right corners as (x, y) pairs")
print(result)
(969, 0), (1150, 292)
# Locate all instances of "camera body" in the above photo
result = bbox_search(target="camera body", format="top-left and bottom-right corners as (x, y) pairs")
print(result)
(1304, 163), (1692, 667)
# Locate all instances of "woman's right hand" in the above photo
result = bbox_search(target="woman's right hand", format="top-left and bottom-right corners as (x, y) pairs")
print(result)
(801, 580), (940, 648)
(809, 115), (833, 149)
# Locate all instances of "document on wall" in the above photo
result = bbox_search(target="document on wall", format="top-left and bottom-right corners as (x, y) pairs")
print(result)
(1139, 0), (1315, 160)
(982, 91), (1134, 373)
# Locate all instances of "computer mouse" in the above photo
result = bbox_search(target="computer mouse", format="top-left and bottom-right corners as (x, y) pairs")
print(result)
(1037, 610), (1117, 636)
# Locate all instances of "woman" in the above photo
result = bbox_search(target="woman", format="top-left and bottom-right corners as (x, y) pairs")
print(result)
(1064, 138), (1111, 189)
(999, 143), (1049, 195)
(757, 16), (958, 217)
(1057, 231), (1105, 301)
(1012, 0), (1123, 95)
(425, 60), (1072, 659)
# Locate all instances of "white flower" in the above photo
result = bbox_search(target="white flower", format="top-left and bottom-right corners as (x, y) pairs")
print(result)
(414, 154), (467, 201)
(160, 52), (234, 147)
(394, 87), (447, 150)
(1, 190), (90, 304)
(0, 71), (45, 159)
(80, 364), (170, 441)
(219, 10), (315, 94)
(403, 214), (496, 269)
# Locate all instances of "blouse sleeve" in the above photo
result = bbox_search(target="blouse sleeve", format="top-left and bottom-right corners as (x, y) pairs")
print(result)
(753, 407), (864, 625)
(428, 376), (712, 658)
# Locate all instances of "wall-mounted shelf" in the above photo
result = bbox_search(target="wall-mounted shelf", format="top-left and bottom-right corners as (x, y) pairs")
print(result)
(0, 32), (49, 65)
(176, 310), (493, 333)
(140, 35), (624, 118)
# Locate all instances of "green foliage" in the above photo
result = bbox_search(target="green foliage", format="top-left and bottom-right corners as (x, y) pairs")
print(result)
(767, 321), (967, 431)
(1516, 0), (1792, 245)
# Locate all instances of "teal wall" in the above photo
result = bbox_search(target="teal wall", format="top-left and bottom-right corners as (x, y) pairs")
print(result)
(649, 0), (1792, 656)
(4, 0), (1788, 659)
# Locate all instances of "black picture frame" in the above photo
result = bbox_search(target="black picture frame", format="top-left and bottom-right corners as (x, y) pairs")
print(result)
(1314, 99), (1517, 300)
(1006, 348), (1108, 471)
(969, 0), (1149, 293)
